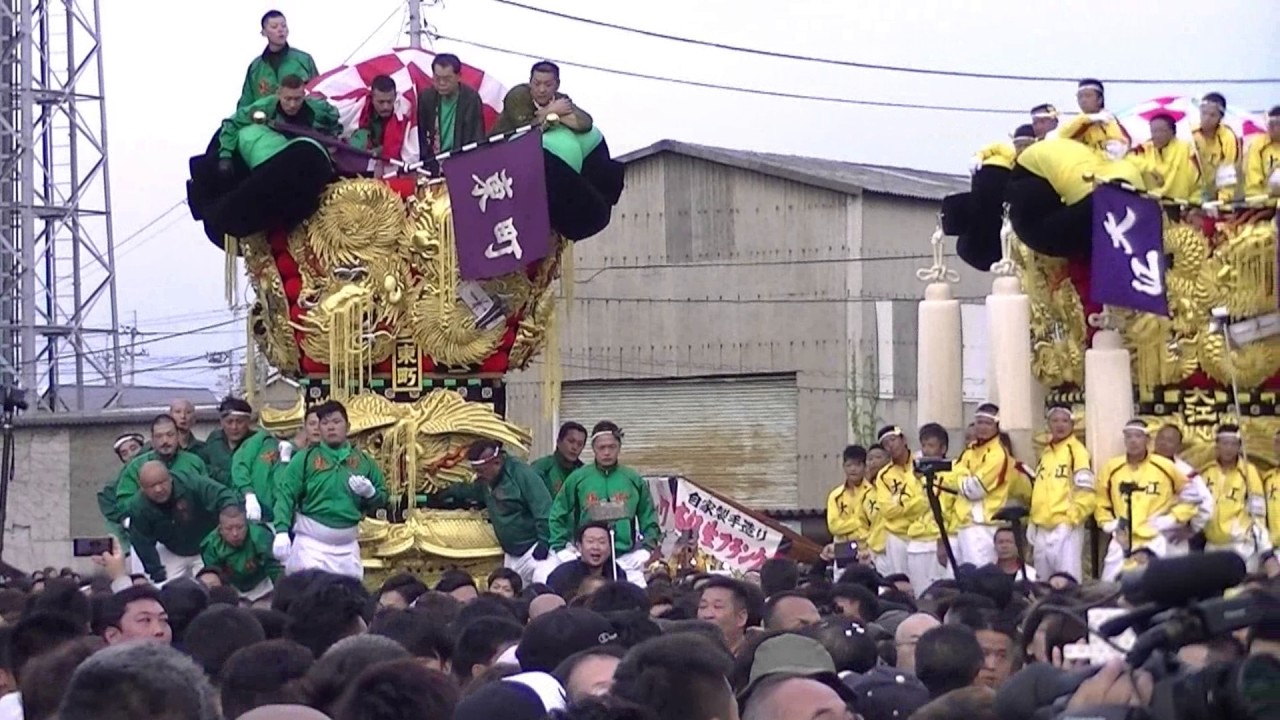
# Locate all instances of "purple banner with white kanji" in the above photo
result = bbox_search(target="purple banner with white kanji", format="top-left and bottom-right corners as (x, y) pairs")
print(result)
(442, 130), (552, 280)
(1090, 184), (1168, 316)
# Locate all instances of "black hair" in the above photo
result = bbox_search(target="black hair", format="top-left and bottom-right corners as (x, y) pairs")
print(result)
(1218, 422), (1241, 434)
(151, 413), (178, 433)
(432, 52), (462, 74)
(698, 576), (750, 615)
(378, 572), (429, 606)
(1150, 113), (1177, 131)
(219, 639), (313, 719)
(994, 526), (1017, 540)
(1269, 105), (1280, 118)
(915, 625), (984, 699)
(1078, 78), (1105, 100)
(25, 577), (91, 629)
(283, 573), (370, 658)
(183, 605), (266, 678)
(18, 636), (102, 720)
(762, 591), (815, 630)
(369, 607), (454, 663)
(576, 521), (613, 544)
(466, 439), (502, 463)
(976, 402), (1000, 416)
(196, 566), (226, 582)
(158, 578), (209, 648)
(311, 400), (348, 424)
(279, 74), (306, 90)
(451, 616), (523, 682)
(218, 396), (252, 416)
(759, 557), (799, 597)
(918, 423), (950, 454)
(841, 445), (867, 464)
(260, 10), (284, 27)
(558, 421), (588, 442)
(552, 643), (628, 687)
(830, 583), (880, 621)
(487, 567), (524, 595)
(207, 585), (242, 607)
(868, 443), (886, 453)
(611, 633), (735, 720)
(8, 611), (83, 682)
(590, 420), (621, 440)
(250, 608), (290, 640)
(94, 585), (164, 637)
(302, 636), (411, 715)
(583, 581), (650, 614)
(1030, 103), (1055, 115)
(531, 60), (561, 79)
(455, 594), (520, 629)
(804, 618), (879, 674)
(370, 74), (397, 94)
(1202, 92), (1227, 110)
(332, 659), (460, 720)
(435, 569), (478, 594)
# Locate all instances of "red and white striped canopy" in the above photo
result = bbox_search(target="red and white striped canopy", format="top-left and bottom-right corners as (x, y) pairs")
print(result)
(1116, 96), (1267, 147)
(306, 48), (509, 163)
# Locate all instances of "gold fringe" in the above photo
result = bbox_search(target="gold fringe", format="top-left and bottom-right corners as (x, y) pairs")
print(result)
(224, 236), (239, 308)
(542, 304), (561, 420)
(245, 311), (257, 406)
(559, 238), (574, 315)
(328, 293), (371, 403)
(1231, 237), (1275, 318)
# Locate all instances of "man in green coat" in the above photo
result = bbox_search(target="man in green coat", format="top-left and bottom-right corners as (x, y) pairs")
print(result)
(218, 75), (341, 174)
(239, 10), (319, 110)
(199, 397), (258, 489)
(530, 421), (586, 497)
(97, 432), (145, 552)
(547, 421), (661, 587)
(462, 440), (556, 586)
(271, 400), (388, 580)
(130, 461), (239, 585)
(233, 404), (313, 525)
(201, 505), (282, 601)
(114, 415), (210, 522)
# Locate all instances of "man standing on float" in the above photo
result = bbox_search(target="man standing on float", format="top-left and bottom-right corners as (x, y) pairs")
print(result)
(1200, 423), (1269, 570)
(271, 400), (388, 579)
(233, 405), (312, 525)
(939, 403), (1015, 568)
(200, 397), (257, 489)
(1028, 403), (1095, 582)
(238, 10), (318, 110)
(547, 421), (660, 586)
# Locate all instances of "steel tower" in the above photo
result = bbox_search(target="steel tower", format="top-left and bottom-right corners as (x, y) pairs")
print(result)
(0, 0), (122, 411)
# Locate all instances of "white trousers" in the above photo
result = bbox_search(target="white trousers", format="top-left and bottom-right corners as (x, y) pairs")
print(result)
(872, 552), (891, 577)
(883, 534), (910, 576)
(240, 577), (275, 601)
(506, 544), (557, 587)
(905, 540), (951, 596)
(956, 525), (997, 568)
(1030, 524), (1084, 582)
(285, 515), (363, 580)
(1102, 533), (1169, 581)
(129, 544), (203, 587)
(548, 546), (650, 587)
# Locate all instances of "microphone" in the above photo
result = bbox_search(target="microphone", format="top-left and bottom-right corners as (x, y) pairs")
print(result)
(1120, 551), (1246, 606)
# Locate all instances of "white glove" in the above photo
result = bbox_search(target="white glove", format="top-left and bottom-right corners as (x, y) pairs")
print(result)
(277, 440), (294, 464)
(1101, 519), (1119, 534)
(1269, 168), (1280, 192)
(1249, 495), (1267, 518)
(1148, 514), (1178, 532)
(959, 475), (987, 501)
(1103, 139), (1128, 161)
(1087, 111), (1113, 124)
(969, 155), (983, 174)
(347, 474), (376, 499)
(1215, 163), (1238, 189)
(272, 533), (291, 561)
(122, 517), (131, 530)
(244, 493), (262, 522)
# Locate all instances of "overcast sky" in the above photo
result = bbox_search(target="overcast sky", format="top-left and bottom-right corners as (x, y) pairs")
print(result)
(93, 0), (1280, 390)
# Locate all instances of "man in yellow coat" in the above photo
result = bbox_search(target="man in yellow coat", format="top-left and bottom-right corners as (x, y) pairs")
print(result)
(1200, 424), (1269, 570)
(872, 426), (928, 576)
(825, 445), (870, 546)
(1096, 420), (1197, 580)
(1029, 403), (1095, 582)
(939, 403), (1016, 568)
(1193, 93), (1241, 202)
(1244, 106), (1280, 198)
(1135, 114), (1200, 201)
(1058, 78), (1130, 160)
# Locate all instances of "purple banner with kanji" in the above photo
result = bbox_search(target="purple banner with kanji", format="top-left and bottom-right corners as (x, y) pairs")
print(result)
(1090, 183), (1168, 316)
(442, 130), (552, 280)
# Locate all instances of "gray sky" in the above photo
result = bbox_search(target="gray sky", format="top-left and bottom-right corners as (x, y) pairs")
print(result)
(99, 0), (1280, 390)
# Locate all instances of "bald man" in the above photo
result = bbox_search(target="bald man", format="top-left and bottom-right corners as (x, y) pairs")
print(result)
(528, 593), (566, 620)
(894, 613), (942, 674)
(168, 398), (205, 453)
(742, 677), (849, 720)
(128, 461), (238, 585)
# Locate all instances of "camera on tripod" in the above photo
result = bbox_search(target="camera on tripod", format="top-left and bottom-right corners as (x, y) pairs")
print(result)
(914, 457), (953, 476)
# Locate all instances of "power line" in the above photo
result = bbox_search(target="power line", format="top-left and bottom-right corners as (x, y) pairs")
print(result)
(435, 34), (1028, 115)
(344, 2), (407, 65)
(488, 0), (1280, 85)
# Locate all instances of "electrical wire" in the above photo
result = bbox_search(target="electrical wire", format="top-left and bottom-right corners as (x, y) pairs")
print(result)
(487, 0), (1280, 85)
(434, 33), (1029, 115)
(343, 2), (408, 65)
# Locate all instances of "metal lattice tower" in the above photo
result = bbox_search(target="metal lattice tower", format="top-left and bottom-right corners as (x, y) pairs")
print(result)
(0, 0), (122, 411)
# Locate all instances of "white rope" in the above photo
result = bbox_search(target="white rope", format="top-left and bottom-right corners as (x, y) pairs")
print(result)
(988, 205), (1018, 276)
(1087, 306), (1121, 331)
(915, 223), (960, 283)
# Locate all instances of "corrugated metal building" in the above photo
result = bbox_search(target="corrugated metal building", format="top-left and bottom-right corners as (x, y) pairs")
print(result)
(507, 140), (997, 512)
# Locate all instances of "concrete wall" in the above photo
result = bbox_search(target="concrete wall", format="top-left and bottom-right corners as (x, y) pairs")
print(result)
(4, 410), (220, 573)
(509, 154), (968, 509)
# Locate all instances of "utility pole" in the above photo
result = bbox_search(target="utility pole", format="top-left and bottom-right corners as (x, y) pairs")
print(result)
(407, 0), (422, 48)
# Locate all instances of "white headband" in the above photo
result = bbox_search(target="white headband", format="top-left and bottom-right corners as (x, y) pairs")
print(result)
(1122, 424), (1148, 436)
(220, 410), (252, 418)
(1217, 430), (1242, 440)
(1200, 99), (1225, 114)
(877, 427), (903, 444)
(468, 446), (501, 466)
(590, 430), (621, 444)
(975, 411), (1000, 423)
(112, 434), (144, 452)
(1031, 107), (1059, 119)
(1078, 83), (1104, 94)
(1046, 406), (1073, 420)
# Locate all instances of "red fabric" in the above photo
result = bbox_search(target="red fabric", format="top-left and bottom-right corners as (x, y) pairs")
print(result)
(356, 93), (412, 161)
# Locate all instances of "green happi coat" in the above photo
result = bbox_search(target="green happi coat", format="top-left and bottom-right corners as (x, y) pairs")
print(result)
(272, 442), (389, 533)
(130, 472), (239, 583)
(232, 430), (292, 522)
(437, 454), (553, 557)
(113, 449), (209, 520)
(548, 463), (661, 554)
(200, 522), (283, 592)
(530, 452), (583, 498)
(218, 94), (341, 167)
(199, 428), (261, 490)
(239, 44), (319, 110)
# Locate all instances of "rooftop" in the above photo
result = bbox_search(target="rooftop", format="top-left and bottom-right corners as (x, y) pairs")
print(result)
(37, 384), (220, 412)
(617, 139), (968, 201)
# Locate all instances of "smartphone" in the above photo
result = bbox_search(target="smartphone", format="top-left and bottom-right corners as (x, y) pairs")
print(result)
(833, 541), (860, 565)
(71, 537), (113, 558)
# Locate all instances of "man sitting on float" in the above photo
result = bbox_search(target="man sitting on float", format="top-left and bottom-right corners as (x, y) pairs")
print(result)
(1193, 92), (1241, 202)
(1057, 78), (1130, 160)
(1244, 106), (1280, 198)
(349, 74), (416, 174)
(1133, 113), (1199, 201)
(217, 74), (341, 178)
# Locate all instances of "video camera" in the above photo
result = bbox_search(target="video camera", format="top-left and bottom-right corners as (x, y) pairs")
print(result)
(995, 552), (1280, 720)
(914, 457), (953, 476)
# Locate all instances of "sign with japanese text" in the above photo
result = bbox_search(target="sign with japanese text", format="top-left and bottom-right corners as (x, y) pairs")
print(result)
(442, 130), (552, 280)
(391, 337), (421, 393)
(1090, 184), (1168, 316)
(670, 478), (783, 572)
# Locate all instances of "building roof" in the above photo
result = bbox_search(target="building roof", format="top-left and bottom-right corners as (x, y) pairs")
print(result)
(617, 139), (967, 201)
(39, 384), (220, 411)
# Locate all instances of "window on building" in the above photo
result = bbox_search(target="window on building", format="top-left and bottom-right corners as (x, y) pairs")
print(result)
(961, 304), (989, 402)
